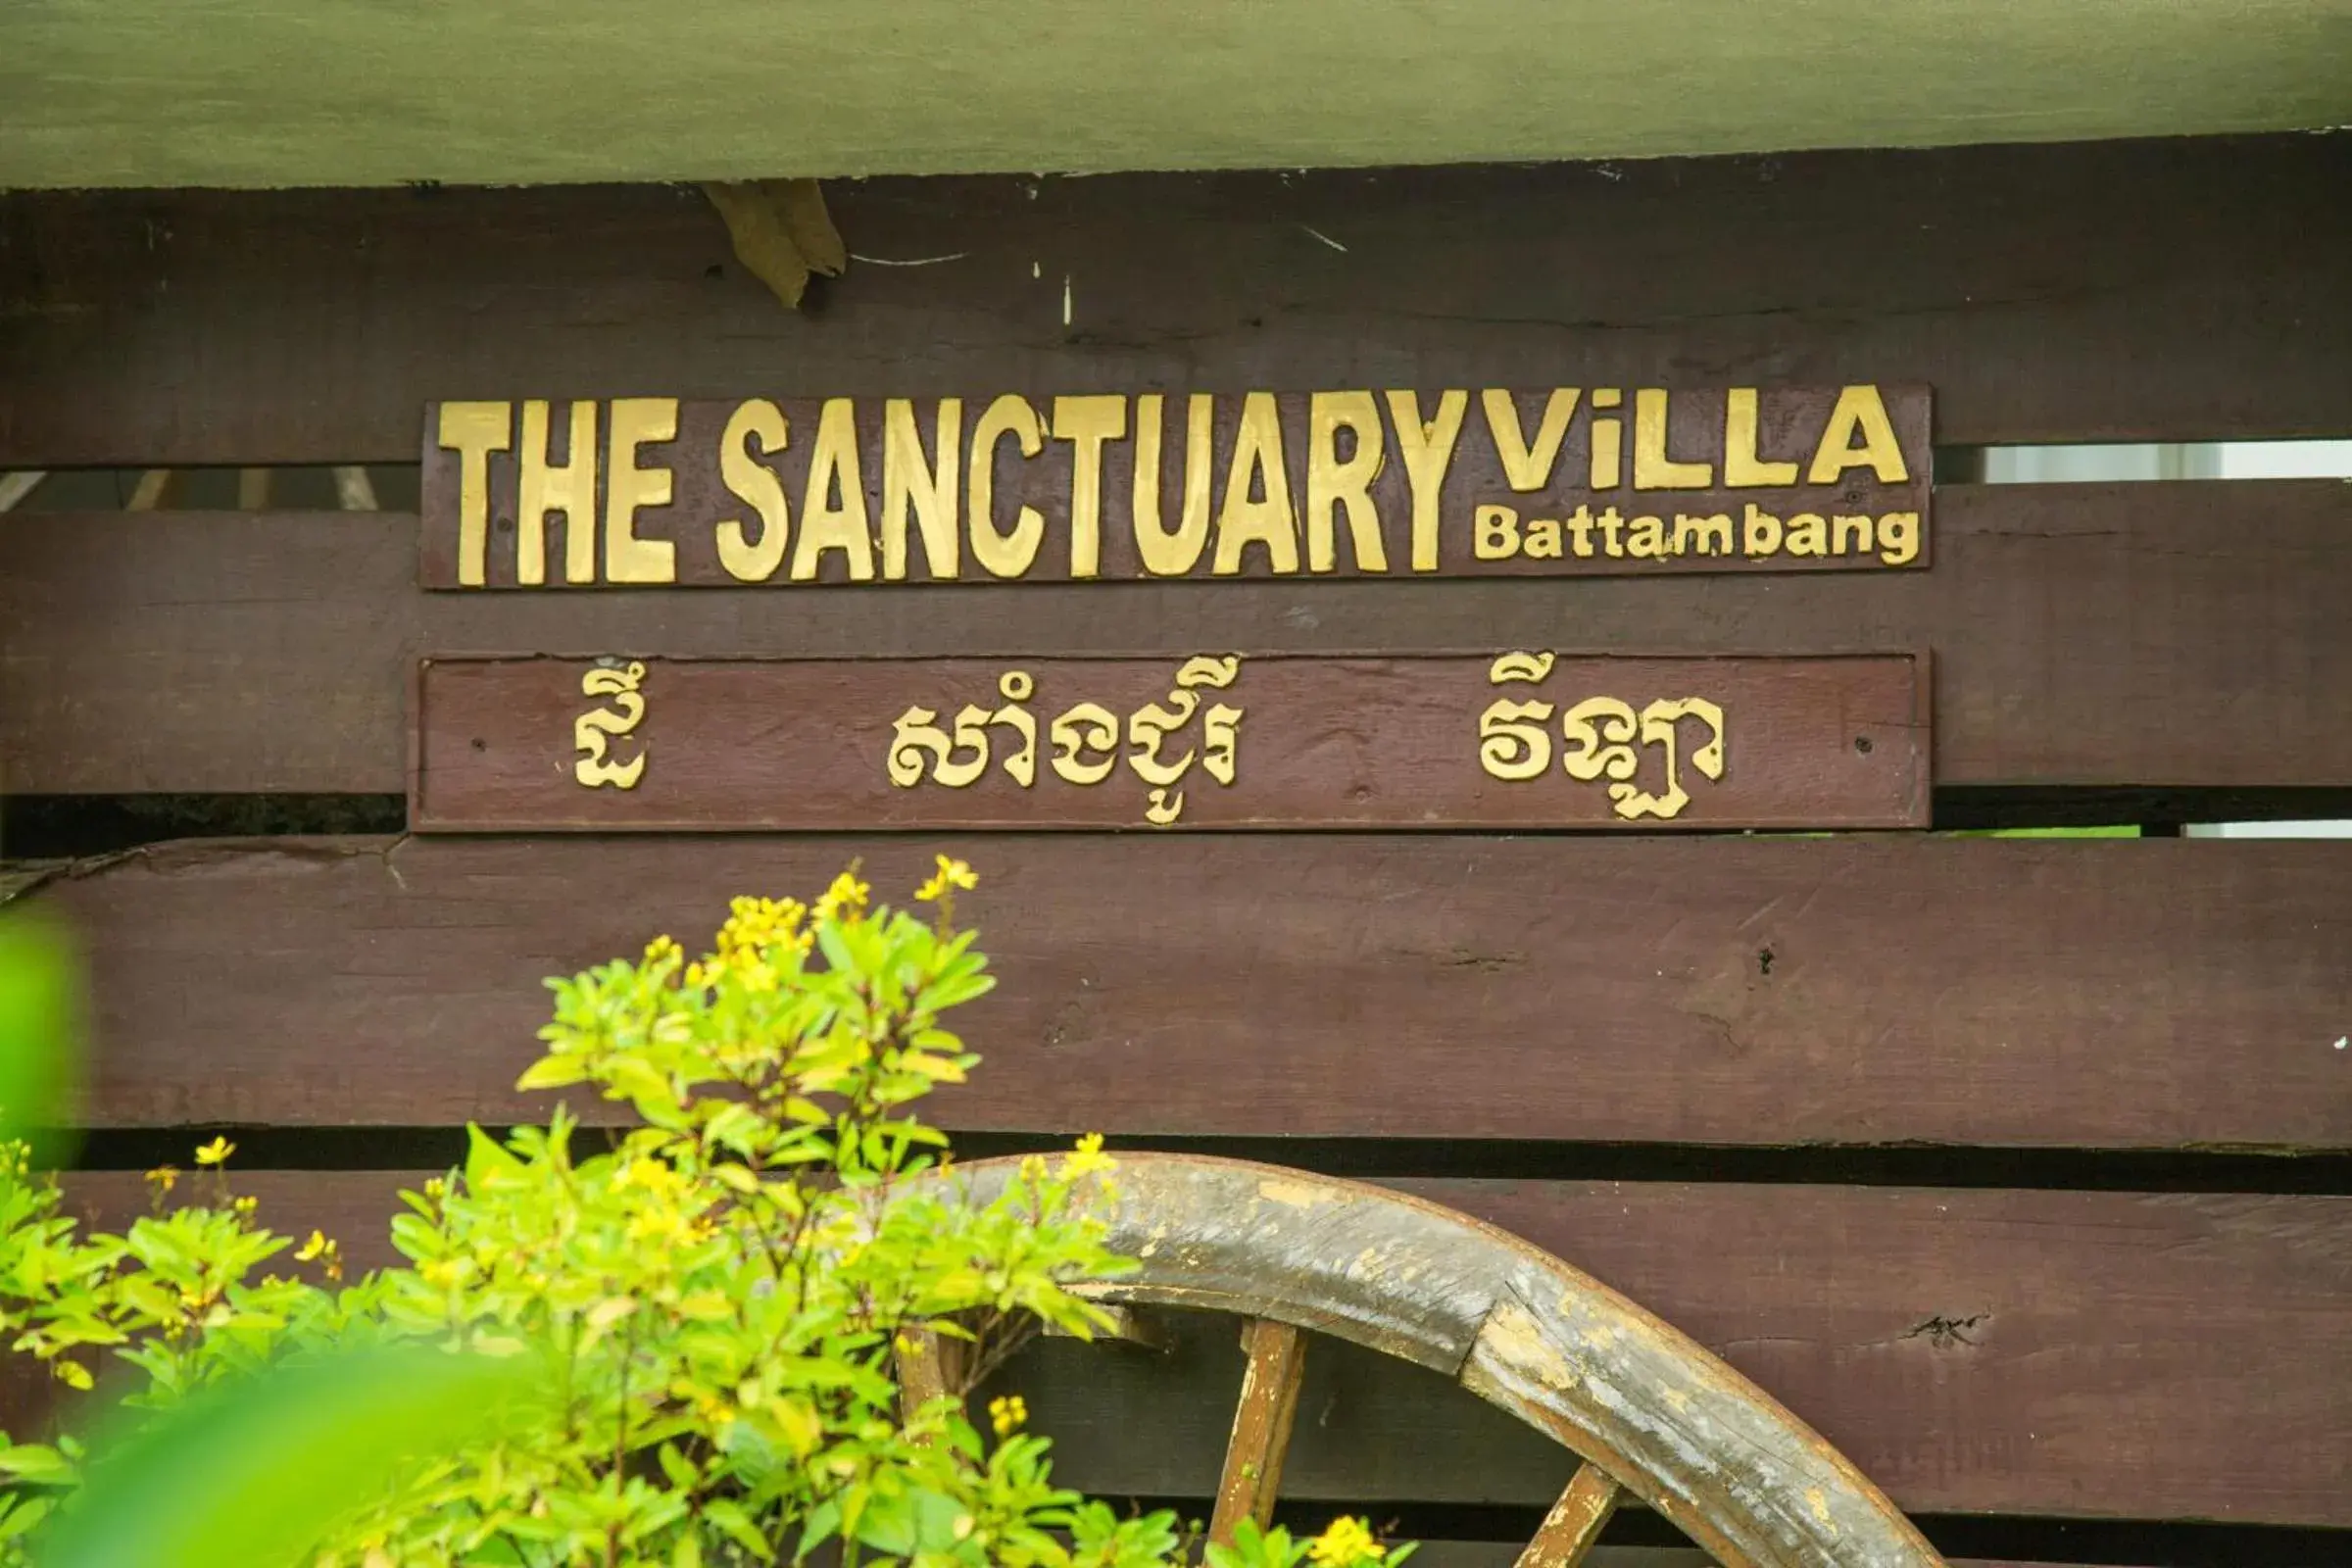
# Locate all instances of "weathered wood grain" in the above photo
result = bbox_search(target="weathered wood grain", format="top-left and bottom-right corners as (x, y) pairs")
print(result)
(46, 1173), (2352, 1525)
(16, 834), (2349, 1149)
(4, 479), (2348, 795)
(1211, 1319), (1310, 1544)
(3, 136), (2347, 467)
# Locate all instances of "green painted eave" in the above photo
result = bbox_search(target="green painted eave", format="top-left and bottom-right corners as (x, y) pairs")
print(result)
(2, 1), (2348, 189)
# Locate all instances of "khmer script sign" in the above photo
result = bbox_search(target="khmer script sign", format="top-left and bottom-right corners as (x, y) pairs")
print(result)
(419, 385), (1931, 587)
(408, 653), (1930, 831)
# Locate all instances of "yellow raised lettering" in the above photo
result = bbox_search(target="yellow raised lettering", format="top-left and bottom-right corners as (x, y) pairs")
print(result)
(1132, 393), (1215, 576)
(1878, 511), (1922, 564)
(437, 401), (512, 587)
(969, 394), (1046, 578)
(1212, 392), (1299, 575)
(1053, 394), (1127, 578)
(792, 397), (874, 581)
(1475, 504), (1521, 560)
(1632, 389), (1712, 489)
(1807, 385), (1909, 484)
(603, 397), (677, 584)
(1723, 388), (1798, 487)
(1386, 389), (1468, 572)
(517, 400), (598, 586)
(1673, 513), (1733, 557)
(1481, 388), (1580, 491)
(715, 399), (790, 583)
(1589, 407), (1622, 490)
(1305, 391), (1387, 572)
(882, 397), (961, 581)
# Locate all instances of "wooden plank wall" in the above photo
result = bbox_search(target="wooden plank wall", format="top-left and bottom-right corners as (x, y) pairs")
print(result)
(3, 135), (2349, 1566)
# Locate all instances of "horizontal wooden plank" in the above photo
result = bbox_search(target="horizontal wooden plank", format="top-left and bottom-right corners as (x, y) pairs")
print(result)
(3, 136), (2347, 467)
(47, 1173), (2352, 1525)
(412, 654), (1931, 832)
(17, 835), (2349, 1149)
(4, 480), (2344, 796)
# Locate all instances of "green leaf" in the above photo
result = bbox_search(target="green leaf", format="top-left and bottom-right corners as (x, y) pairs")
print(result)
(38, 1347), (532, 1568)
(0, 908), (83, 1160)
(514, 1052), (591, 1091)
(0, 1443), (73, 1485)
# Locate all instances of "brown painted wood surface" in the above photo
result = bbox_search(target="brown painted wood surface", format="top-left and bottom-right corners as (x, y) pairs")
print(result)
(4, 136), (2347, 467)
(18, 835), (2348, 1148)
(416, 388), (1931, 587)
(48, 1172), (2352, 1525)
(412, 654), (1930, 832)
(4, 480), (2347, 796)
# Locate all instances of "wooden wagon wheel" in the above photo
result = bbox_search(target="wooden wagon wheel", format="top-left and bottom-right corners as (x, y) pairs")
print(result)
(922, 1153), (1946, 1568)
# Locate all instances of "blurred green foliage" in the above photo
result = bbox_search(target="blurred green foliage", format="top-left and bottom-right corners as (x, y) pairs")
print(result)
(0, 913), (80, 1163)
(0, 863), (1410, 1568)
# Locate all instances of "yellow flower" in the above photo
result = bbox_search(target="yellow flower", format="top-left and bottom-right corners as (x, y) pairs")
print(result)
(813, 868), (870, 923)
(915, 856), (979, 904)
(643, 934), (682, 964)
(1061, 1132), (1116, 1180)
(144, 1165), (179, 1197)
(988, 1394), (1027, 1438)
(194, 1136), (235, 1167)
(296, 1229), (346, 1281)
(232, 1194), (259, 1217)
(1307, 1516), (1384, 1568)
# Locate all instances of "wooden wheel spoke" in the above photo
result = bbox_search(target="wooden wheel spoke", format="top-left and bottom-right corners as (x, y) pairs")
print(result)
(125, 468), (172, 511)
(0, 470), (44, 513)
(1512, 1462), (1624, 1568)
(1208, 1317), (1308, 1546)
(895, 1321), (962, 1430)
(332, 465), (378, 511)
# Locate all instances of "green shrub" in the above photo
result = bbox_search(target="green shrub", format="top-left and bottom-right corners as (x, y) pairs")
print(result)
(0, 861), (1411, 1568)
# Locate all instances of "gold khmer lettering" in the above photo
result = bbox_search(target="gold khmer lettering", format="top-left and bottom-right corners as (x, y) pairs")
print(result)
(1478, 651), (1725, 819)
(888, 656), (1245, 825)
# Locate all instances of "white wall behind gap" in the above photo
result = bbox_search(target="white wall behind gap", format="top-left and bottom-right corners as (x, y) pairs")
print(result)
(1982, 439), (2352, 482)
(1981, 439), (2350, 836)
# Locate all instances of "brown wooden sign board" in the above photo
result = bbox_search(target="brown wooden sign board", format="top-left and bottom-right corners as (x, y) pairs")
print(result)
(410, 652), (1929, 832)
(418, 386), (1931, 589)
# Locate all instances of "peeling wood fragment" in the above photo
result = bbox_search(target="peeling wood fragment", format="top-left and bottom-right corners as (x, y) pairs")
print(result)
(1210, 1317), (1308, 1545)
(1515, 1463), (1624, 1568)
(0, 864), (69, 906)
(1041, 1301), (1169, 1350)
(702, 178), (845, 309)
